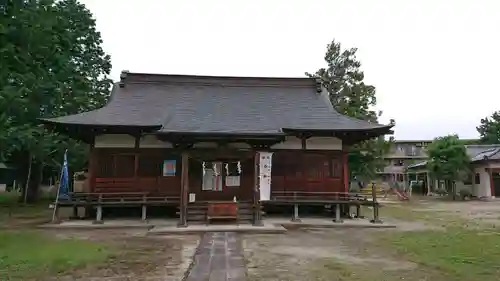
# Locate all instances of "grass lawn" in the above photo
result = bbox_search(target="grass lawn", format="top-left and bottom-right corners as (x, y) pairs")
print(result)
(381, 229), (500, 280)
(0, 192), (114, 280)
(0, 231), (112, 280)
(374, 200), (500, 280)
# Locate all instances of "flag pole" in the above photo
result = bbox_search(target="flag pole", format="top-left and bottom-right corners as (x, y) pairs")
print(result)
(51, 149), (67, 223)
(51, 167), (63, 222)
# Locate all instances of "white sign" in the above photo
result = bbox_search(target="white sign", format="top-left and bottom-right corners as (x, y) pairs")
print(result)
(189, 193), (196, 203)
(258, 152), (273, 201)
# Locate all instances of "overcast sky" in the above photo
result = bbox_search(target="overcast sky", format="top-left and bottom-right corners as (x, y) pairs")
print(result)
(81, 0), (500, 140)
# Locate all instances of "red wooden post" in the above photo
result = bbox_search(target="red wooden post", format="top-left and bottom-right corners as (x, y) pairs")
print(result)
(342, 151), (349, 193)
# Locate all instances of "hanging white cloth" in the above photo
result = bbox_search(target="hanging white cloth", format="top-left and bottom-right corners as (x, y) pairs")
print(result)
(258, 152), (273, 201)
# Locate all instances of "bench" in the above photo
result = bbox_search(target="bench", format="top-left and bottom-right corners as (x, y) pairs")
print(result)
(206, 202), (238, 225)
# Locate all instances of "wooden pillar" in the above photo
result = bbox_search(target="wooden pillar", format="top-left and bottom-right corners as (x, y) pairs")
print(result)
(178, 151), (189, 227)
(134, 135), (140, 173)
(370, 182), (382, 224)
(88, 135), (96, 193)
(85, 135), (96, 219)
(93, 194), (104, 224)
(141, 205), (147, 222)
(355, 204), (364, 219)
(253, 151), (263, 226)
(134, 135), (140, 192)
(342, 150), (349, 193)
(292, 204), (300, 221)
(332, 203), (343, 223)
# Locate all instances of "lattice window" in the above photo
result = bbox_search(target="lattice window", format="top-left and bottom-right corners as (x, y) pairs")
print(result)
(96, 154), (114, 177)
(138, 155), (163, 177)
(329, 157), (342, 178)
(114, 154), (135, 177)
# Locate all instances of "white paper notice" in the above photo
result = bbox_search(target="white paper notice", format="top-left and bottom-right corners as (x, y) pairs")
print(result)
(189, 193), (196, 203)
(258, 152), (273, 201)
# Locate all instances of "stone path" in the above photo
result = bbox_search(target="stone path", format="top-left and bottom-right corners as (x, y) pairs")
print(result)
(185, 232), (247, 281)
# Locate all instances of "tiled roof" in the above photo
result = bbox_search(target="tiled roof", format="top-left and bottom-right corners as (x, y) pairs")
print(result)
(407, 144), (500, 170)
(467, 145), (500, 162)
(41, 72), (393, 136)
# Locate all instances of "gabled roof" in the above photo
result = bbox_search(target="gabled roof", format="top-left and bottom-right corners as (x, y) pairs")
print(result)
(467, 145), (500, 162)
(407, 144), (500, 170)
(41, 71), (393, 137)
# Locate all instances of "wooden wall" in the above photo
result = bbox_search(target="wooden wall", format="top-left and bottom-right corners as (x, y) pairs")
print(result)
(271, 151), (344, 194)
(90, 148), (345, 198)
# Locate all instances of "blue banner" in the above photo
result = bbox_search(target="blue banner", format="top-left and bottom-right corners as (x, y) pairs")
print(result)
(58, 150), (69, 200)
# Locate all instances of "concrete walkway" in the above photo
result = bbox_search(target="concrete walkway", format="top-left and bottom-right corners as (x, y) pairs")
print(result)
(185, 232), (247, 281)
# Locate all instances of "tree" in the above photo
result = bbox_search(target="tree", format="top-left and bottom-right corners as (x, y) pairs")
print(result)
(0, 0), (112, 201)
(307, 39), (392, 179)
(477, 111), (500, 144)
(426, 135), (470, 200)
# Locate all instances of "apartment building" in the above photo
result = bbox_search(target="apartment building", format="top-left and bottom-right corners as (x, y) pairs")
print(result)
(377, 139), (431, 181)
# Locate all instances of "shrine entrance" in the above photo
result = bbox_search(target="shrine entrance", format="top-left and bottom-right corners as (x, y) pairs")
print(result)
(187, 157), (255, 203)
(183, 151), (258, 225)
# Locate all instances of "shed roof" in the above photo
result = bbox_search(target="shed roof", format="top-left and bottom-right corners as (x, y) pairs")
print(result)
(41, 72), (393, 137)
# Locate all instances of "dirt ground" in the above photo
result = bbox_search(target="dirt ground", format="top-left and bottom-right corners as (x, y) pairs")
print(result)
(41, 229), (199, 281)
(413, 198), (500, 226)
(7, 197), (500, 280)
(243, 197), (500, 281)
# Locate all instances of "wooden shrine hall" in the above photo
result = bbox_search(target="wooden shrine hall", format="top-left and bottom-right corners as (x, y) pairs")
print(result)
(42, 71), (393, 226)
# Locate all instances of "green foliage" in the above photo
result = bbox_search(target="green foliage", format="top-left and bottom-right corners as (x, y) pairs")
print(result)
(306, 39), (378, 121)
(348, 137), (392, 180)
(477, 111), (500, 144)
(307, 39), (392, 179)
(0, 0), (111, 187)
(426, 135), (470, 181)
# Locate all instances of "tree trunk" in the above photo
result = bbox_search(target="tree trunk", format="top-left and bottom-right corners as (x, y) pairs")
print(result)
(23, 154), (32, 204)
(26, 161), (42, 203)
(20, 156), (43, 203)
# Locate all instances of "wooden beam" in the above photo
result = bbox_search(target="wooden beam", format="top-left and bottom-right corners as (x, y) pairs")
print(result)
(178, 151), (189, 227)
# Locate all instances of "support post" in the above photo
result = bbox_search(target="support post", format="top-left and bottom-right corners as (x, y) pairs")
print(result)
(71, 206), (78, 219)
(94, 205), (103, 224)
(178, 151), (189, 227)
(370, 182), (382, 224)
(93, 194), (104, 224)
(292, 202), (301, 222)
(88, 136), (96, 193)
(253, 151), (263, 226)
(332, 203), (343, 223)
(141, 205), (147, 222)
(342, 150), (349, 193)
(355, 204), (364, 219)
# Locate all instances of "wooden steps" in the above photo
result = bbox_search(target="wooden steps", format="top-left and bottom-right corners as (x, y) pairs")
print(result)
(181, 202), (258, 225)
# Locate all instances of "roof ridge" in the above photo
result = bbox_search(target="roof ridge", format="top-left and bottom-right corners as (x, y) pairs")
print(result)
(118, 70), (318, 89)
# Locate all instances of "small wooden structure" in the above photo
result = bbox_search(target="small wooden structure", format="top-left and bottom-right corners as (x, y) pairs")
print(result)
(42, 72), (393, 226)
